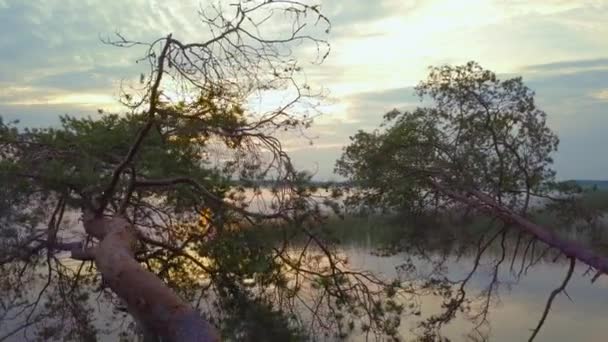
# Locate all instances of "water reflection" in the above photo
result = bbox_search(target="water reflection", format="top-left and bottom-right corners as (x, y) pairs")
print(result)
(2, 212), (607, 341)
(335, 221), (608, 342)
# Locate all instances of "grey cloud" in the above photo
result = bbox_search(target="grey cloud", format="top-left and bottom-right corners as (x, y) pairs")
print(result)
(526, 69), (608, 107)
(285, 86), (420, 179)
(1, 2), (114, 68)
(347, 86), (419, 105)
(521, 68), (608, 179)
(280, 86), (419, 180)
(343, 86), (419, 124)
(473, 6), (608, 69)
(323, 0), (424, 39)
(30, 65), (140, 92)
(554, 111), (608, 180)
(524, 58), (608, 73)
(31, 71), (112, 92)
(0, 0), (209, 127)
(325, 2), (394, 25)
(0, 103), (94, 128)
(0, 0), (201, 84)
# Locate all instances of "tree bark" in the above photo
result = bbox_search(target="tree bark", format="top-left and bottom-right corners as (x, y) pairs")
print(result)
(82, 213), (219, 342)
(431, 180), (608, 276)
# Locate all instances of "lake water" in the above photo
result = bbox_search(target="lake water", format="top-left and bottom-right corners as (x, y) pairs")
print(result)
(2, 199), (608, 341)
(338, 235), (608, 342)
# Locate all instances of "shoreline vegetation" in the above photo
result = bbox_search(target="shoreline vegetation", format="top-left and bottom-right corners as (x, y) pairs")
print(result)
(231, 179), (608, 190)
(246, 188), (608, 254)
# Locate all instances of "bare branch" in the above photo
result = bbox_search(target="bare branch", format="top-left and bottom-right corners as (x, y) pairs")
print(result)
(97, 34), (174, 215)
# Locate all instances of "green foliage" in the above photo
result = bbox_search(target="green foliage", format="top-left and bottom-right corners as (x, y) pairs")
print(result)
(0, 89), (255, 340)
(337, 61), (560, 214)
(0, 2), (346, 340)
(193, 227), (307, 341)
(0, 90), (242, 213)
(3, 83), (407, 341)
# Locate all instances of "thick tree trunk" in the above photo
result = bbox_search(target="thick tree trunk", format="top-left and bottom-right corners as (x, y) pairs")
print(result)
(82, 214), (219, 342)
(432, 181), (608, 276)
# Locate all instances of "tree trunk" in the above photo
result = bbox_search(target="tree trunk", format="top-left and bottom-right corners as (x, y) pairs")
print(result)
(82, 214), (219, 342)
(431, 181), (608, 276)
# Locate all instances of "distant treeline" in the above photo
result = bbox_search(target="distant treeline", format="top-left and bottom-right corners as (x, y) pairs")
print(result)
(230, 179), (608, 190)
(575, 180), (608, 190)
(230, 178), (607, 190)
(228, 179), (353, 188)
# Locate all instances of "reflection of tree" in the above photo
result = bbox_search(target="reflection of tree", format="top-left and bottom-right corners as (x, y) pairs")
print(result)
(414, 222), (506, 340)
(394, 221), (587, 342)
(528, 257), (575, 342)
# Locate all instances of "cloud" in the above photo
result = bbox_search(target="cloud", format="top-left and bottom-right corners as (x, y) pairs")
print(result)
(279, 86), (421, 179)
(523, 58), (608, 74)
(29, 66), (135, 92)
(341, 86), (419, 124)
(0, 0), (212, 102)
(517, 67), (608, 180)
(1, 0), (608, 180)
(0, 103), (95, 128)
(591, 89), (608, 101)
(323, 0), (425, 39)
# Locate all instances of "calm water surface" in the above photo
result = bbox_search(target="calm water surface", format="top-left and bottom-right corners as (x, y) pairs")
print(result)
(2, 201), (607, 341)
(338, 232), (608, 342)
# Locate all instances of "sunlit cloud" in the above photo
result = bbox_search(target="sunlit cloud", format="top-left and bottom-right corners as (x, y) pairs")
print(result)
(591, 89), (608, 101)
(8, 93), (118, 107)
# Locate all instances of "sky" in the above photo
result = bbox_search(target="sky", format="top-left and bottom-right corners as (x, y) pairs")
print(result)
(1, 0), (608, 180)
